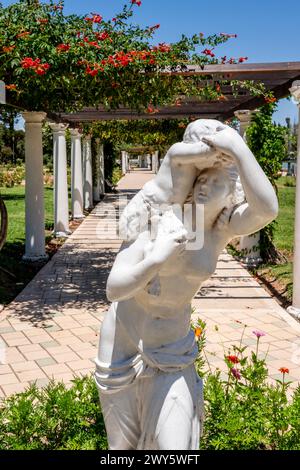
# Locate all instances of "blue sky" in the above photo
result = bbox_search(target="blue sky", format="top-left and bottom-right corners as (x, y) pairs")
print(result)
(3, 0), (300, 125)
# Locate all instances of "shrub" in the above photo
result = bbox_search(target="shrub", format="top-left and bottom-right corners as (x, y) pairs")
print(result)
(1, 323), (300, 450)
(0, 164), (25, 187)
(0, 376), (107, 450)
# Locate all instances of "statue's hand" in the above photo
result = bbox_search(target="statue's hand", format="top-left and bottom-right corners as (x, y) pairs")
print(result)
(202, 126), (246, 159)
(149, 231), (187, 265)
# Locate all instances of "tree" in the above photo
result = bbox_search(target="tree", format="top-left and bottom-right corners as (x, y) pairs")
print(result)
(0, 1), (264, 114)
(246, 103), (288, 262)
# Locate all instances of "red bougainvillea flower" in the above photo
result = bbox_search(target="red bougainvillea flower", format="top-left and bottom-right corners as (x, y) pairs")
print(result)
(56, 43), (71, 52)
(21, 57), (40, 68)
(231, 368), (241, 380)
(265, 96), (277, 104)
(226, 355), (240, 364)
(21, 57), (50, 75)
(147, 104), (159, 114)
(149, 24), (160, 31)
(220, 33), (237, 38)
(51, 4), (63, 11)
(86, 68), (98, 77)
(5, 84), (17, 91)
(202, 48), (215, 57)
(85, 14), (102, 23)
(35, 63), (50, 75)
(95, 31), (111, 41)
(252, 330), (266, 338)
(194, 327), (202, 339)
(16, 31), (31, 38)
(238, 56), (248, 63)
(2, 45), (15, 53)
(152, 43), (171, 53)
(131, 0), (142, 6)
(279, 367), (289, 374)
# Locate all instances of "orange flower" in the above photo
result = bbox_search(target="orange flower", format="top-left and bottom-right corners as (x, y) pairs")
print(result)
(147, 104), (159, 114)
(265, 96), (277, 104)
(5, 84), (17, 91)
(279, 367), (289, 374)
(37, 18), (49, 24)
(2, 46), (15, 53)
(195, 327), (202, 339)
(16, 31), (31, 38)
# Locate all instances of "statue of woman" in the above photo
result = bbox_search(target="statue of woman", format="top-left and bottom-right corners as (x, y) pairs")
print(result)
(95, 121), (278, 450)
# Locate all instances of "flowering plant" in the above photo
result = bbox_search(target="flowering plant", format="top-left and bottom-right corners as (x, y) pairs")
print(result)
(0, 0), (263, 113)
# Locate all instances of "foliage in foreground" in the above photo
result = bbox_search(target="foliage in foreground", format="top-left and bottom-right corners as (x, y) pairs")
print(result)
(1, 319), (300, 450)
(0, 376), (107, 450)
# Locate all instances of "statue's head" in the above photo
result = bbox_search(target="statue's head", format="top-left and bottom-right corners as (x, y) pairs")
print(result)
(183, 119), (226, 144)
(183, 119), (245, 228)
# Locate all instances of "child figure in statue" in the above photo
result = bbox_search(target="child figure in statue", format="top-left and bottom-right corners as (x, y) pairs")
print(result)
(95, 120), (278, 450)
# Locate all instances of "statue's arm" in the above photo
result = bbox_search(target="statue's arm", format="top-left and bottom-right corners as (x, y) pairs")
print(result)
(202, 128), (278, 237)
(168, 141), (218, 165)
(106, 237), (162, 302)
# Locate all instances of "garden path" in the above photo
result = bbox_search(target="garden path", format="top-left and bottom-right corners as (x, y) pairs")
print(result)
(0, 169), (300, 398)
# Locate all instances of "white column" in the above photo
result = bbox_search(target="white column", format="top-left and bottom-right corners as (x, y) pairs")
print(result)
(287, 81), (300, 318)
(93, 139), (105, 200)
(99, 141), (105, 195)
(50, 123), (70, 237)
(70, 128), (84, 219)
(83, 135), (93, 210)
(93, 138), (101, 203)
(152, 151), (159, 174)
(121, 150), (127, 175)
(22, 111), (48, 262)
(126, 152), (130, 172)
(234, 109), (262, 266)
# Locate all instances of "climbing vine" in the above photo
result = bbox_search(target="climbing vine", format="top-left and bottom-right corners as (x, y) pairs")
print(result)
(0, 0), (266, 114)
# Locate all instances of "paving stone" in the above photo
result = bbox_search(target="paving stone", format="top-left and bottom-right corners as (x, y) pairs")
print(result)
(36, 357), (57, 367)
(1, 172), (300, 396)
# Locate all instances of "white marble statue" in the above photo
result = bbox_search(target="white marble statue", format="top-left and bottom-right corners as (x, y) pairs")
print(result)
(95, 120), (278, 450)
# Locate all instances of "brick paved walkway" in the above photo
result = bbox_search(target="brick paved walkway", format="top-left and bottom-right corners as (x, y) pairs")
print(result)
(0, 169), (300, 398)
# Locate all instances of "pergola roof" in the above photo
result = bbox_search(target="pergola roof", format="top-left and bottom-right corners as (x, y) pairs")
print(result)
(51, 61), (300, 124)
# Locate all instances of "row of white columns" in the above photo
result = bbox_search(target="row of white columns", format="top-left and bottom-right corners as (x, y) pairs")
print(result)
(21, 112), (104, 262)
(121, 150), (159, 175)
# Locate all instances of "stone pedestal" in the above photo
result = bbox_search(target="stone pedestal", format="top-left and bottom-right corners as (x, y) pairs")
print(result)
(51, 123), (70, 237)
(22, 112), (48, 262)
(70, 129), (84, 219)
(83, 135), (93, 210)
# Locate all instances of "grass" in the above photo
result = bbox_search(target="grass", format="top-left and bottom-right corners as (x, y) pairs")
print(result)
(0, 185), (66, 305)
(257, 178), (295, 304)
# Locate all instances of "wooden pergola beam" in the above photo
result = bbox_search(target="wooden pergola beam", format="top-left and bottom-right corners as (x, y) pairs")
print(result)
(49, 61), (300, 124)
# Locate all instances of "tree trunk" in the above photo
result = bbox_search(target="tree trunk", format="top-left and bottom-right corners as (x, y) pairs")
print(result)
(0, 196), (8, 251)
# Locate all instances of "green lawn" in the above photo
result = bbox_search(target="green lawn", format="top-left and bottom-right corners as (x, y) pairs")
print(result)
(257, 179), (295, 304)
(0, 186), (58, 305)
